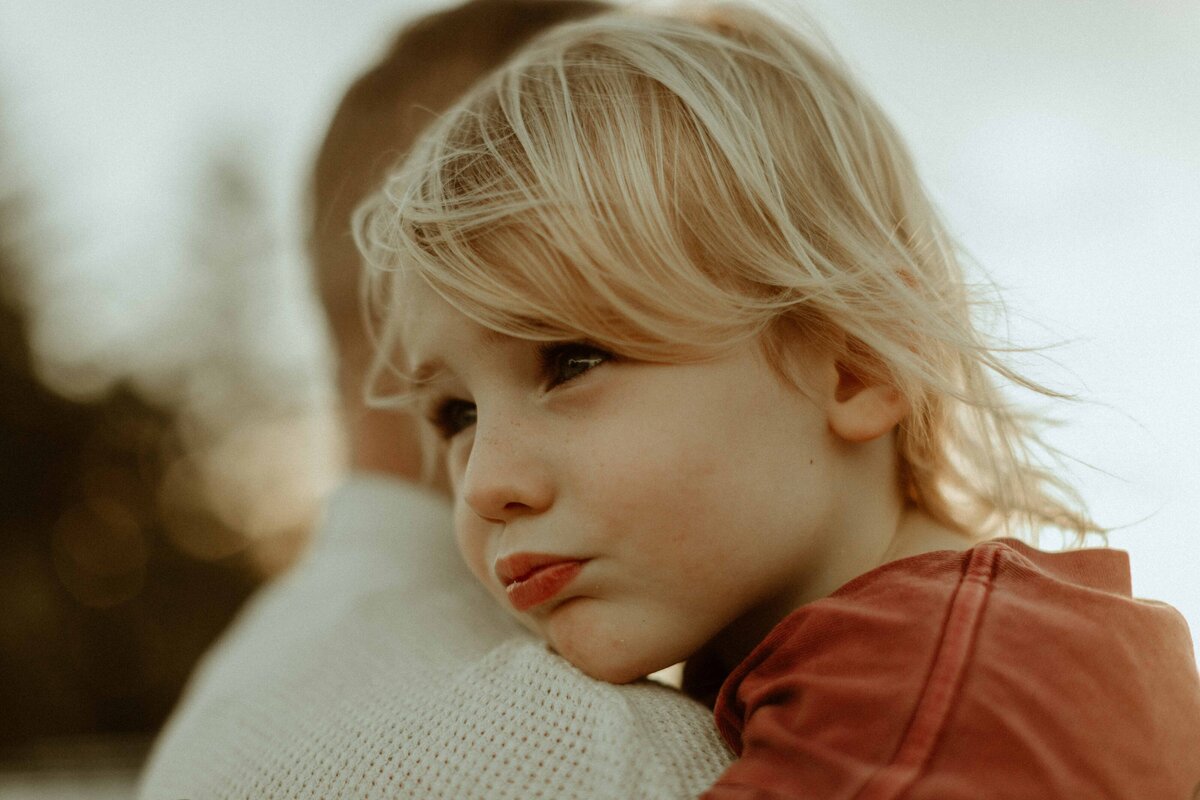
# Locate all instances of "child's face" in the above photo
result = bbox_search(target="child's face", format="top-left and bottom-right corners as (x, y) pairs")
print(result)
(402, 280), (847, 683)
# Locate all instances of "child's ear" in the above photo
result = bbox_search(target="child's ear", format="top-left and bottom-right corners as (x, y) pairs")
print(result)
(826, 359), (908, 444)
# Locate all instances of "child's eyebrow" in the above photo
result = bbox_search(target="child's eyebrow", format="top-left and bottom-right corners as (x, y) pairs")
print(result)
(406, 326), (516, 390)
(404, 361), (456, 404)
(409, 359), (446, 386)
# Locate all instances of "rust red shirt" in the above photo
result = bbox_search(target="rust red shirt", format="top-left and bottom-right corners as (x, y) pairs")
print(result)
(703, 538), (1200, 799)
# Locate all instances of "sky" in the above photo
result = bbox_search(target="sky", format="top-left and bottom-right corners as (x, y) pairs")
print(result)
(1, 0), (1198, 651)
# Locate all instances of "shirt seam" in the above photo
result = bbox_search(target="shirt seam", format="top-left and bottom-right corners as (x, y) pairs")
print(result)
(853, 542), (1003, 800)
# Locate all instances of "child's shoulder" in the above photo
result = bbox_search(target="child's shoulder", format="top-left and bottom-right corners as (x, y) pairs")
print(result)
(711, 536), (1200, 798)
(822, 535), (1132, 601)
(794, 535), (1179, 666)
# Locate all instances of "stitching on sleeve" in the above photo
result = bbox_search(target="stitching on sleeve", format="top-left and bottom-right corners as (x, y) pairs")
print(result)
(853, 542), (1003, 800)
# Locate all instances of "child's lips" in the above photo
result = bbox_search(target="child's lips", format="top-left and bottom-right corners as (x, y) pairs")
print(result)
(495, 553), (588, 612)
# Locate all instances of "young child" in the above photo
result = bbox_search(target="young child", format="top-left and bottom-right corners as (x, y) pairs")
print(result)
(141, 2), (735, 799)
(355, 3), (1200, 796)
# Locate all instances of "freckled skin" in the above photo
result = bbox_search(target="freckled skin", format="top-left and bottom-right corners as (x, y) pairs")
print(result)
(402, 280), (944, 683)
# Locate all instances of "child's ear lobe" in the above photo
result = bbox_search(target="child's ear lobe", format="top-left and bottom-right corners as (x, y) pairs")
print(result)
(827, 361), (908, 443)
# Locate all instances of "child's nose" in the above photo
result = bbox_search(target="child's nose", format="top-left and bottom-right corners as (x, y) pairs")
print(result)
(459, 421), (555, 523)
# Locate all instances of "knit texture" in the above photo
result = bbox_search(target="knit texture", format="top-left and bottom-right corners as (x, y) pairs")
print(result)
(138, 476), (732, 799)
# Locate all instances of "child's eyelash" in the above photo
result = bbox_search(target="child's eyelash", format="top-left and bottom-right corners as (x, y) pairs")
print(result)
(428, 398), (476, 441)
(425, 341), (617, 441)
(536, 341), (616, 389)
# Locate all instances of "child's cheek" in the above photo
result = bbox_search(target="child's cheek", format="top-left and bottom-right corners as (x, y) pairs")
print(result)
(452, 504), (494, 594)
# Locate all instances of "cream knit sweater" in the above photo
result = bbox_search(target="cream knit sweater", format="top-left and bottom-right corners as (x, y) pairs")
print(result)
(138, 476), (733, 799)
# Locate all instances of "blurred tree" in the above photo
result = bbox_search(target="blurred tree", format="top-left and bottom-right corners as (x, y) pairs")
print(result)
(161, 136), (327, 573)
(0, 129), (266, 751)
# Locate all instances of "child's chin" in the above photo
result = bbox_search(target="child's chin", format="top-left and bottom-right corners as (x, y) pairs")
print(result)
(551, 639), (663, 685)
(537, 599), (682, 684)
(575, 659), (649, 685)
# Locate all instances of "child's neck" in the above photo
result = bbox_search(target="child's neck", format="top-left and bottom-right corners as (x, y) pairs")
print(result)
(882, 509), (974, 563)
(707, 507), (970, 679)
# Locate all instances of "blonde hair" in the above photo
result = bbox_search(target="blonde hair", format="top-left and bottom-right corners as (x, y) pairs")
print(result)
(310, 0), (610, 396)
(356, 2), (1100, 543)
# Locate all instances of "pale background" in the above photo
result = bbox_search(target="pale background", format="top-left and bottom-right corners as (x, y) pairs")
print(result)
(0, 3), (1196, 783)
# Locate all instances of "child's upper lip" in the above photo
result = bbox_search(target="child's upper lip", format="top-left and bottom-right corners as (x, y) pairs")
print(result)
(494, 552), (587, 586)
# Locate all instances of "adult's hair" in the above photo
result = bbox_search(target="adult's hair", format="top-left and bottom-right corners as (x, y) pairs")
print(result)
(309, 0), (610, 400)
(357, 2), (1100, 541)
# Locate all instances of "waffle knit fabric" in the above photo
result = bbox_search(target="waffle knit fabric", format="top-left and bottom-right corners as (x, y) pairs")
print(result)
(138, 475), (733, 799)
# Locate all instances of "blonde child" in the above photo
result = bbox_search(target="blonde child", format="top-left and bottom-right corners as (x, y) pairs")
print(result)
(140, 2), (735, 798)
(356, 4), (1200, 796)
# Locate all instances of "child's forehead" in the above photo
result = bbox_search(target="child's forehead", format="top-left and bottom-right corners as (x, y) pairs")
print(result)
(398, 276), (560, 377)
(399, 260), (581, 333)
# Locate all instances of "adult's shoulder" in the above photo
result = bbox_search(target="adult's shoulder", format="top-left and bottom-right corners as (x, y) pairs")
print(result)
(139, 474), (732, 799)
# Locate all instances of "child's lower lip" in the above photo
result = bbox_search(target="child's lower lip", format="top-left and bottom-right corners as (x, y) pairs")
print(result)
(505, 561), (585, 611)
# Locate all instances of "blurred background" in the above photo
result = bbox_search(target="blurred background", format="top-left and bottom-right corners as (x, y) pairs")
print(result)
(0, 0), (1197, 796)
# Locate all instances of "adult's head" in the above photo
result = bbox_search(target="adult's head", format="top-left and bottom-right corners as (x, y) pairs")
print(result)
(309, 0), (610, 477)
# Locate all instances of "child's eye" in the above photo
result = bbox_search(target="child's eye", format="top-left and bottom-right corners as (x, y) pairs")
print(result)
(430, 398), (477, 440)
(538, 342), (613, 389)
